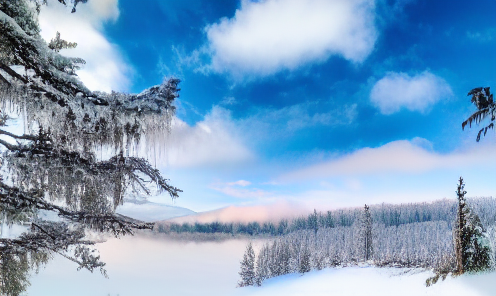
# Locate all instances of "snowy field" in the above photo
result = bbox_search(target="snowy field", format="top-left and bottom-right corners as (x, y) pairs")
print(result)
(27, 233), (495, 296)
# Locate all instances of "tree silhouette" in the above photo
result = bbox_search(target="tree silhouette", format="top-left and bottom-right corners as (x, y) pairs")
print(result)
(462, 87), (495, 141)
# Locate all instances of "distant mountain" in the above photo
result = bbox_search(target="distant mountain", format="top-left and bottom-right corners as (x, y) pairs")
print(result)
(116, 199), (195, 222)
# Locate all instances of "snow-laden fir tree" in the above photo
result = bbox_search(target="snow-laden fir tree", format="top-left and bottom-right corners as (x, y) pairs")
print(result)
(362, 204), (373, 261)
(238, 242), (255, 287)
(454, 177), (492, 274)
(255, 242), (270, 286)
(308, 209), (318, 235)
(298, 245), (311, 274)
(0, 0), (181, 294)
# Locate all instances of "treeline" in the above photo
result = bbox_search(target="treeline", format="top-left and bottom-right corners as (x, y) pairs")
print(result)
(157, 197), (496, 237)
(244, 221), (461, 286)
(237, 187), (496, 287)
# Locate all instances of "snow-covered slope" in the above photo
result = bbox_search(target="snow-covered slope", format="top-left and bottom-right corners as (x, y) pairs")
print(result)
(239, 267), (496, 296)
(115, 200), (195, 222)
(28, 234), (496, 296)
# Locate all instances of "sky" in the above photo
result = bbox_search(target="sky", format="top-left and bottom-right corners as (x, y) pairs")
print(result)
(38, 0), (496, 214)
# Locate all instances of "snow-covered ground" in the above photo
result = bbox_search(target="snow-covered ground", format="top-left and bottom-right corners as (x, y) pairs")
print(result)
(27, 233), (496, 296)
(241, 268), (496, 296)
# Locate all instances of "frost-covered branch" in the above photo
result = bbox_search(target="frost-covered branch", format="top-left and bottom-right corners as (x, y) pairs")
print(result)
(0, 182), (154, 235)
(1, 1), (182, 293)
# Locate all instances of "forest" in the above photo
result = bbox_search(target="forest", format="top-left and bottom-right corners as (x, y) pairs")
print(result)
(234, 181), (496, 287)
(157, 198), (496, 237)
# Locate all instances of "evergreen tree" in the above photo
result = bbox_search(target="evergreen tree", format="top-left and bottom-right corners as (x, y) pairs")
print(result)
(462, 87), (494, 142)
(325, 210), (334, 228)
(454, 177), (492, 274)
(255, 243), (269, 286)
(298, 245), (311, 274)
(308, 209), (318, 235)
(0, 1), (181, 294)
(363, 204), (373, 261)
(238, 242), (256, 287)
(48, 31), (77, 53)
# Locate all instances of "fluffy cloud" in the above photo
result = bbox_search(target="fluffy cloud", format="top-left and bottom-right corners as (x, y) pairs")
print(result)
(205, 0), (377, 77)
(161, 107), (254, 168)
(279, 138), (496, 181)
(38, 0), (129, 92)
(370, 71), (453, 114)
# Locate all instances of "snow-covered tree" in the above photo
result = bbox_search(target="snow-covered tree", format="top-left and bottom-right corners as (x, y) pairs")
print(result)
(362, 204), (373, 261)
(255, 243), (270, 286)
(0, 0), (181, 294)
(298, 245), (311, 274)
(238, 242), (256, 287)
(308, 209), (318, 235)
(454, 177), (492, 274)
(462, 87), (495, 142)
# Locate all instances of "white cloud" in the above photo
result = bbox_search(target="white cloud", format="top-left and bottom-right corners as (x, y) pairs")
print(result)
(370, 71), (453, 115)
(38, 0), (130, 92)
(227, 180), (251, 186)
(162, 107), (254, 168)
(205, 0), (377, 77)
(279, 138), (496, 181)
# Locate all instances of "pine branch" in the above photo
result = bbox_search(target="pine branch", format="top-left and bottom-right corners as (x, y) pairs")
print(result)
(0, 182), (154, 235)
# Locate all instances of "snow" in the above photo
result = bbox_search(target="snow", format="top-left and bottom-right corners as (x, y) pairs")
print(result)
(240, 268), (495, 296)
(115, 200), (195, 222)
(27, 233), (496, 296)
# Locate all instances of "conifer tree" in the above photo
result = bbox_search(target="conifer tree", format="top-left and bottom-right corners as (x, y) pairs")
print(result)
(255, 243), (269, 286)
(462, 87), (494, 142)
(325, 210), (334, 228)
(298, 245), (311, 274)
(238, 242), (256, 287)
(363, 204), (373, 261)
(454, 177), (492, 274)
(308, 209), (318, 235)
(0, 0), (181, 294)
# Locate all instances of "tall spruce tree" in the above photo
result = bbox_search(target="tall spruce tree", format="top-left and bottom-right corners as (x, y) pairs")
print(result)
(0, 0), (181, 294)
(298, 245), (311, 274)
(238, 242), (256, 287)
(362, 204), (373, 261)
(454, 177), (492, 274)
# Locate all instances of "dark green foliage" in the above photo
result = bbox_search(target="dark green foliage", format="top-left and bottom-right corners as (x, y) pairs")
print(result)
(462, 87), (495, 142)
(0, 250), (49, 296)
(325, 210), (335, 228)
(308, 209), (318, 235)
(158, 198), (472, 237)
(0, 1), (181, 295)
(298, 246), (311, 274)
(454, 177), (492, 274)
(363, 204), (373, 261)
(48, 31), (77, 53)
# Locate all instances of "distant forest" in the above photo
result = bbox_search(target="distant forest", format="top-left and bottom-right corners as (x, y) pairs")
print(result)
(156, 198), (496, 237)
(233, 196), (496, 287)
(157, 197), (496, 287)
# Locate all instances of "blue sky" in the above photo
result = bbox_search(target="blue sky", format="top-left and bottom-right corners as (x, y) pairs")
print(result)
(39, 0), (496, 214)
